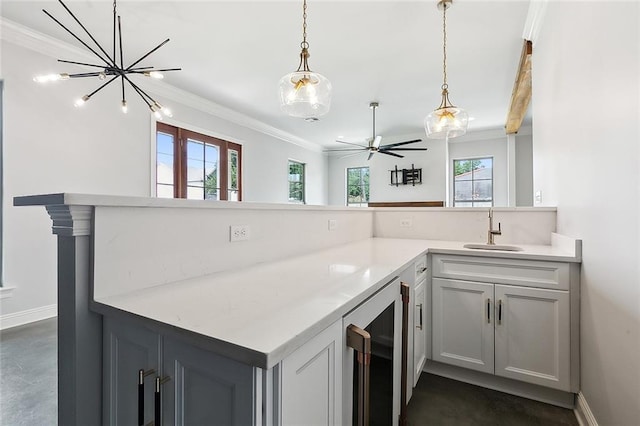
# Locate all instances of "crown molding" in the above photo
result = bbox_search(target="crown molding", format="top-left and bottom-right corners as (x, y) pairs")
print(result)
(0, 17), (323, 153)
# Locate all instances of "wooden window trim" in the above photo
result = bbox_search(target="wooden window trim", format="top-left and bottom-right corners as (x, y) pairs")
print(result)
(157, 122), (242, 201)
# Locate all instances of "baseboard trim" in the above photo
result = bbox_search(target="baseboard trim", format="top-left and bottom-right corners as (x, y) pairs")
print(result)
(0, 304), (57, 330)
(574, 392), (598, 426)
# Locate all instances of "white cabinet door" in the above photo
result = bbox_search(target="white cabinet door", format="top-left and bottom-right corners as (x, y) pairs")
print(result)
(494, 285), (570, 391)
(432, 278), (494, 374)
(280, 319), (342, 426)
(413, 278), (427, 386)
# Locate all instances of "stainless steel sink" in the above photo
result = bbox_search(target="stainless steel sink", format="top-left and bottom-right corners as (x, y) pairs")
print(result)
(463, 243), (523, 252)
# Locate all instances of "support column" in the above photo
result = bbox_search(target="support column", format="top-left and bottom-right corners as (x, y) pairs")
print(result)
(507, 134), (517, 207)
(46, 205), (102, 426)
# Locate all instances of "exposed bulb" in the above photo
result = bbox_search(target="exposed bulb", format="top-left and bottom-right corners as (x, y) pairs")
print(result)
(144, 71), (164, 79)
(74, 95), (90, 107)
(98, 72), (107, 80)
(33, 73), (69, 83)
(153, 102), (173, 118)
(121, 100), (128, 114)
(154, 111), (163, 120)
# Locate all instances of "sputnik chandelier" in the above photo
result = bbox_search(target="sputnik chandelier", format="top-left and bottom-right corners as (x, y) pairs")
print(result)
(278, 0), (332, 121)
(424, 0), (468, 139)
(34, 0), (180, 118)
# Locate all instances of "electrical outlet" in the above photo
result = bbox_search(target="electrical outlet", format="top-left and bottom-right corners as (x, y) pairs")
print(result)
(230, 225), (250, 242)
(328, 219), (337, 231)
(535, 190), (542, 204)
(400, 218), (413, 228)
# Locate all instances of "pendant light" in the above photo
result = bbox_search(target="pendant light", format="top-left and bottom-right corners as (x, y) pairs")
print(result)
(425, 0), (468, 139)
(278, 0), (331, 120)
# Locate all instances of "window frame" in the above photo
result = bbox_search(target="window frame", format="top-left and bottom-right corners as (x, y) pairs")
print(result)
(288, 160), (306, 204)
(346, 166), (370, 207)
(452, 156), (494, 207)
(156, 123), (242, 201)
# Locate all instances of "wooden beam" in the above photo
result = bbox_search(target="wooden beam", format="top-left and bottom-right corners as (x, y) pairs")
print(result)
(505, 40), (533, 134)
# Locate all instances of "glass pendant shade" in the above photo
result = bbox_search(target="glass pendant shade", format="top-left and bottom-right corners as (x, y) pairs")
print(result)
(278, 70), (331, 119)
(425, 105), (469, 139)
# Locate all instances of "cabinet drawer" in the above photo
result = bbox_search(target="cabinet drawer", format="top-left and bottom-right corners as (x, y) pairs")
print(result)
(431, 255), (569, 290)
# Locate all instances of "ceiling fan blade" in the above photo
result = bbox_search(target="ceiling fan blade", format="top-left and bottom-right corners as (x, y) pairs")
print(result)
(379, 150), (404, 158)
(335, 140), (368, 148)
(367, 151), (375, 161)
(380, 139), (423, 149)
(323, 148), (368, 152)
(379, 147), (429, 151)
(372, 135), (382, 149)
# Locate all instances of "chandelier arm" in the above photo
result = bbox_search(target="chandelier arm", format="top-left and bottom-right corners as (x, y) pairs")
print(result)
(117, 16), (125, 72)
(85, 75), (119, 99)
(113, 0), (117, 67)
(42, 9), (114, 68)
(125, 39), (170, 71)
(120, 75), (126, 104)
(54, 0), (117, 66)
(67, 72), (104, 78)
(136, 68), (182, 73)
(122, 75), (155, 107)
(58, 59), (109, 69)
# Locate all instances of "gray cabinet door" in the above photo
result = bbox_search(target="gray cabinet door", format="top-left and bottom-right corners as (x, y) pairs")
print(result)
(161, 336), (255, 426)
(103, 317), (161, 426)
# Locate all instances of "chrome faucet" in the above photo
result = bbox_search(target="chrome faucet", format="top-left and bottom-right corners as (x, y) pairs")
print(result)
(487, 208), (501, 245)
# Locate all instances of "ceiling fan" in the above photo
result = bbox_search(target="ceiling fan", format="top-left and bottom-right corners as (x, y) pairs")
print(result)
(324, 102), (427, 161)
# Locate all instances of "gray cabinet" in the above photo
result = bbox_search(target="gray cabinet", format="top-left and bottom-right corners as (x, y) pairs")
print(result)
(103, 317), (255, 426)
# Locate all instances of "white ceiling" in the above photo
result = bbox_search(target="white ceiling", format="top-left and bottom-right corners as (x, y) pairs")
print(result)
(1, 0), (531, 147)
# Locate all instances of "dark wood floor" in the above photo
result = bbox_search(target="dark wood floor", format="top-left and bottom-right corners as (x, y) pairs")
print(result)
(407, 373), (579, 426)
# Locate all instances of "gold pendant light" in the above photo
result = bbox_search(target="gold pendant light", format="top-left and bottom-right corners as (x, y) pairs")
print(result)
(278, 0), (332, 121)
(425, 0), (468, 139)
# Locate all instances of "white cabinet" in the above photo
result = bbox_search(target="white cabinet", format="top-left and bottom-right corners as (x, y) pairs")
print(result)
(494, 284), (570, 389)
(432, 278), (494, 374)
(412, 277), (428, 385)
(431, 255), (577, 393)
(280, 320), (342, 426)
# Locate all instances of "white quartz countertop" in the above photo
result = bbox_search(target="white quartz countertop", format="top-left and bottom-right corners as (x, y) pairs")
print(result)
(93, 236), (580, 369)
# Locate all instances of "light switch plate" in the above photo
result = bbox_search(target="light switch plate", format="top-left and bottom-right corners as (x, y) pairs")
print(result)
(400, 218), (413, 228)
(328, 219), (337, 231)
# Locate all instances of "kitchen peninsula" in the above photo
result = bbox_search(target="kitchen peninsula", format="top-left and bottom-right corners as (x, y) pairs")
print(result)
(14, 193), (581, 425)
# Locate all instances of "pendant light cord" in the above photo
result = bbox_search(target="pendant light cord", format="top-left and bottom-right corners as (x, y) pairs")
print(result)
(442, 3), (448, 89)
(302, 0), (308, 49)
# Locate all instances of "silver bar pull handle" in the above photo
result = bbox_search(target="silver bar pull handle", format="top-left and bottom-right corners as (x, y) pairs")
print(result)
(138, 369), (155, 426)
(347, 324), (371, 426)
(416, 303), (424, 330)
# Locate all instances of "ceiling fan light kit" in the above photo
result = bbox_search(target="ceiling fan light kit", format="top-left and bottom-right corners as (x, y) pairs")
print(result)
(34, 0), (181, 118)
(278, 0), (332, 120)
(425, 0), (469, 140)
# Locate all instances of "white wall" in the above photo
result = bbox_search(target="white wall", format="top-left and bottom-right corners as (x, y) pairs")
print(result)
(0, 35), (328, 322)
(532, 2), (639, 424)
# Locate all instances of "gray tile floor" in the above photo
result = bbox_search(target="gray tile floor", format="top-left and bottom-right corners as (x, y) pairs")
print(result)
(1, 318), (579, 425)
(0, 318), (57, 425)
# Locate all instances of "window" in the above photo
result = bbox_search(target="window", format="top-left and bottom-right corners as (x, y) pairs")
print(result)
(288, 160), (305, 204)
(453, 157), (493, 207)
(347, 167), (370, 207)
(156, 123), (241, 201)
